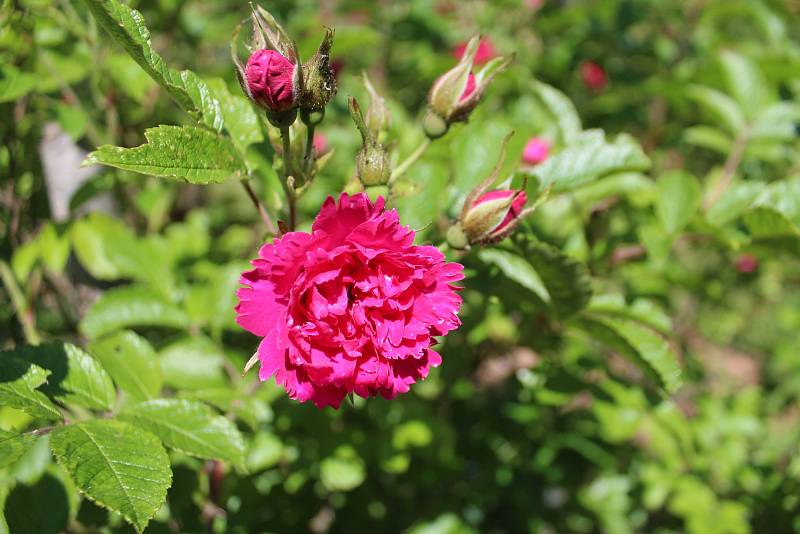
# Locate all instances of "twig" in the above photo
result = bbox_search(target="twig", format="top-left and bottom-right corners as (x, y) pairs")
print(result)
(303, 123), (315, 174)
(280, 127), (297, 230)
(704, 128), (749, 210)
(240, 180), (277, 236)
(390, 138), (431, 184)
(0, 260), (41, 345)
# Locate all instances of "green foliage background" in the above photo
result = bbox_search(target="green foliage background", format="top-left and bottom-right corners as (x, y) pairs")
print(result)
(2, 0), (800, 532)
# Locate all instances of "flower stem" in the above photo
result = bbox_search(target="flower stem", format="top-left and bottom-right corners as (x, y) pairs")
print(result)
(303, 123), (315, 175)
(0, 260), (41, 345)
(390, 138), (431, 184)
(280, 126), (297, 230)
(241, 179), (277, 236)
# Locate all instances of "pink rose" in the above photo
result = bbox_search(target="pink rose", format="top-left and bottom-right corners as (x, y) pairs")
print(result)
(734, 254), (758, 274)
(245, 49), (297, 111)
(522, 137), (550, 165)
(581, 60), (608, 92)
(236, 193), (464, 408)
(454, 38), (496, 66)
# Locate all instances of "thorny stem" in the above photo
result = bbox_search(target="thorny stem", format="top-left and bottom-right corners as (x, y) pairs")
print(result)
(0, 260), (41, 345)
(241, 179), (277, 236)
(704, 127), (750, 210)
(303, 123), (315, 175)
(390, 138), (431, 184)
(280, 126), (297, 230)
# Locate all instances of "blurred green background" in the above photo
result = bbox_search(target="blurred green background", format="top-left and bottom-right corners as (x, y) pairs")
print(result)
(2, 0), (800, 532)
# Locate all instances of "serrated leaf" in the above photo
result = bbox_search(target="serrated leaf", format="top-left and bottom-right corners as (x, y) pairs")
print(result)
(0, 430), (37, 468)
(89, 331), (162, 401)
(656, 170), (701, 235)
(86, 126), (246, 184)
(119, 399), (245, 465)
(81, 0), (192, 114)
(706, 182), (764, 226)
(0, 356), (61, 420)
(685, 85), (746, 135)
(478, 248), (549, 303)
(719, 50), (773, 118)
(7, 343), (116, 411)
(50, 419), (171, 533)
(580, 315), (682, 394)
(159, 337), (228, 390)
(533, 130), (650, 192)
(531, 80), (581, 144)
(521, 239), (593, 317)
(80, 285), (190, 339)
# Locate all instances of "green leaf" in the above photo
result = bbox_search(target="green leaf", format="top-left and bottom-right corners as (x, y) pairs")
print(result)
(682, 125), (733, 155)
(533, 130), (650, 192)
(0, 430), (37, 468)
(0, 356), (61, 420)
(7, 343), (116, 411)
(706, 182), (764, 226)
(80, 0), (192, 113)
(519, 238), (593, 317)
(3, 470), (75, 534)
(478, 248), (549, 304)
(685, 85), (746, 135)
(531, 80), (581, 144)
(319, 446), (366, 492)
(89, 331), (163, 401)
(119, 399), (245, 465)
(655, 171), (702, 235)
(159, 337), (228, 390)
(50, 419), (171, 533)
(80, 285), (191, 339)
(86, 125), (247, 184)
(579, 315), (682, 394)
(206, 78), (264, 155)
(749, 102), (800, 142)
(719, 50), (773, 118)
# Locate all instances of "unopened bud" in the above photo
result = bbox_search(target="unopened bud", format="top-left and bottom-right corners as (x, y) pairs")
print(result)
(300, 28), (337, 111)
(462, 189), (527, 243)
(522, 137), (550, 166)
(245, 49), (298, 112)
(349, 96), (391, 187)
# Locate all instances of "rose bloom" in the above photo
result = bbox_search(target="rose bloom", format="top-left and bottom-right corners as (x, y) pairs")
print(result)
(236, 193), (464, 408)
(580, 60), (608, 92)
(522, 137), (550, 165)
(453, 38), (496, 66)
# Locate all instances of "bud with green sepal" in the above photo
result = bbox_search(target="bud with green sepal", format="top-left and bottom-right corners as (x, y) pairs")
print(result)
(425, 35), (513, 139)
(349, 97), (391, 189)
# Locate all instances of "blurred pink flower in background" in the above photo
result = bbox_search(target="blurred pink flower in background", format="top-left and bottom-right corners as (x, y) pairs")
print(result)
(312, 132), (329, 155)
(522, 137), (550, 165)
(581, 60), (608, 92)
(236, 193), (464, 408)
(735, 254), (759, 274)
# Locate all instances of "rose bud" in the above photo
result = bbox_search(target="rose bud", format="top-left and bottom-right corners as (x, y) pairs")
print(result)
(453, 37), (496, 66)
(233, 5), (301, 126)
(581, 60), (608, 92)
(244, 49), (297, 112)
(447, 133), (540, 248)
(522, 137), (550, 166)
(734, 254), (759, 274)
(363, 72), (391, 138)
(349, 97), (391, 188)
(425, 35), (512, 139)
(299, 28), (337, 112)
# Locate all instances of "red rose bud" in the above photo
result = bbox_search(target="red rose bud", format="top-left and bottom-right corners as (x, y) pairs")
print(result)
(245, 49), (297, 112)
(453, 38), (496, 66)
(426, 36), (512, 139)
(522, 137), (550, 165)
(734, 254), (759, 274)
(581, 60), (608, 92)
(447, 133), (539, 248)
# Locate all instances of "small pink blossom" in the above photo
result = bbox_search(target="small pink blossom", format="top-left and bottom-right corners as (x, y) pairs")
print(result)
(454, 38), (496, 66)
(245, 49), (297, 111)
(522, 137), (550, 165)
(236, 193), (464, 408)
(525, 0), (544, 8)
(581, 60), (608, 92)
